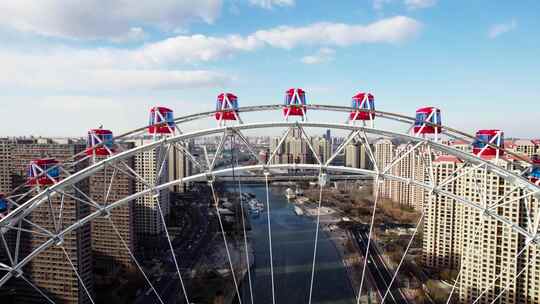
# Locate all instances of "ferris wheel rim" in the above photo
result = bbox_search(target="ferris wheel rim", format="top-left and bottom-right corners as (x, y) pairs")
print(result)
(5, 104), (532, 200)
(0, 161), (537, 289)
(1, 120), (539, 290)
(2, 120), (539, 229)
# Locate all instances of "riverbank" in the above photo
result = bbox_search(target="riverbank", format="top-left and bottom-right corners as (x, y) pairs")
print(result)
(293, 199), (371, 302)
(192, 233), (254, 303)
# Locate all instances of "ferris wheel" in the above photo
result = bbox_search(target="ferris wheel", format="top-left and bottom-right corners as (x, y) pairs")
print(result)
(1, 89), (539, 304)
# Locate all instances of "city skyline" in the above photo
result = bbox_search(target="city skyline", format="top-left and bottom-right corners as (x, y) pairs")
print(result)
(0, 1), (539, 137)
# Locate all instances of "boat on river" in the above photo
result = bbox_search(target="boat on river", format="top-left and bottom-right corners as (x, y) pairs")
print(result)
(285, 188), (296, 200)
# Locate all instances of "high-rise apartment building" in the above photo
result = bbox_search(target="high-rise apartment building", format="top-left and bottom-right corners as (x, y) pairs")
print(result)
(507, 139), (539, 158)
(127, 139), (170, 240)
(11, 139), (93, 304)
(422, 152), (540, 304)
(270, 128), (331, 165)
(423, 155), (464, 270)
(168, 140), (193, 193)
(458, 157), (540, 304)
(387, 144), (429, 210)
(88, 147), (136, 272)
(311, 136), (332, 164)
(374, 138), (394, 199)
(0, 140), (12, 194)
(344, 141), (373, 170)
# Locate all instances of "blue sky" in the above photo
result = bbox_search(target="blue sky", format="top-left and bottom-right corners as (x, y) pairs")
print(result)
(0, 0), (538, 137)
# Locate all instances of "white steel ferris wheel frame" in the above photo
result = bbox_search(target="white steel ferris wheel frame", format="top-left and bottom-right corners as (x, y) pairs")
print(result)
(1, 104), (540, 303)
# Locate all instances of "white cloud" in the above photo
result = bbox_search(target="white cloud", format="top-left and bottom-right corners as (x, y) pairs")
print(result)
(0, 47), (233, 91)
(252, 16), (422, 48)
(110, 27), (147, 43)
(135, 16), (421, 64)
(0, 16), (421, 92)
(249, 0), (295, 9)
(488, 20), (517, 39)
(373, 0), (435, 11)
(0, 67), (231, 91)
(0, 0), (222, 41)
(373, 0), (394, 11)
(404, 0), (437, 9)
(301, 48), (335, 64)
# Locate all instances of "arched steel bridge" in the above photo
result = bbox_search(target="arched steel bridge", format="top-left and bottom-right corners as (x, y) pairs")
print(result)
(1, 104), (539, 304)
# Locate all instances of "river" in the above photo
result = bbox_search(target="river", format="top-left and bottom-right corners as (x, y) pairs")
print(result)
(237, 185), (355, 304)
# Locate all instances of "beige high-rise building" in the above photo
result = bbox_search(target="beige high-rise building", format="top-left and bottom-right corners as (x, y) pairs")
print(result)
(345, 141), (373, 169)
(449, 140), (473, 153)
(128, 139), (170, 240)
(311, 136), (331, 164)
(458, 157), (540, 304)
(0, 140), (11, 194)
(377, 142), (428, 210)
(0, 139), (18, 301)
(11, 140), (93, 304)
(422, 152), (540, 304)
(270, 128), (330, 165)
(423, 155), (464, 270)
(169, 140), (193, 193)
(88, 149), (136, 272)
(508, 139), (538, 158)
(374, 138), (394, 199)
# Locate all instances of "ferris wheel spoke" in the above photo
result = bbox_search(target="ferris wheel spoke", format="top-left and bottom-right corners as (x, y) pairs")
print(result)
(115, 160), (153, 189)
(71, 185), (106, 211)
(0, 262), (10, 272)
(171, 141), (205, 172)
(13, 219), (23, 264)
(380, 212), (424, 304)
(266, 126), (293, 166)
(11, 188), (36, 205)
(60, 245), (95, 304)
(53, 188), (104, 221)
(442, 174), (490, 304)
(209, 181), (242, 304)
(264, 172), (276, 304)
(155, 142), (172, 184)
(488, 248), (539, 304)
(425, 145), (436, 188)
(46, 192), (60, 233)
(307, 174), (325, 304)
(0, 231), (15, 266)
(19, 274), (56, 304)
(236, 168), (254, 304)
(471, 239), (531, 304)
(356, 129), (379, 173)
(488, 189), (540, 211)
(1, 221), (51, 238)
(233, 129), (264, 165)
(381, 141), (425, 175)
(296, 124), (322, 165)
(21, 217), (55, 238)
(103, 165), (118, 204)
(435, 163), (484, 192)
(356, 176), (381, 304)
(112, 142), (190, 303)
(325, 129), (360, 166)
(210, 131), (228, 171)
(231, 135), (255, 304)
(154, 193), (191, 304)
(108, 217), (165, 304)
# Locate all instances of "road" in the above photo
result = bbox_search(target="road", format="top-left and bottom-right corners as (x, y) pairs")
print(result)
(135, 198), (211, 304)
(352, 228), (409, 304)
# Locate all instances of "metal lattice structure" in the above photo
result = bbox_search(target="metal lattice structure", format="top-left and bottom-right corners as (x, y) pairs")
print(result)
(1, 103), (539, 304)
